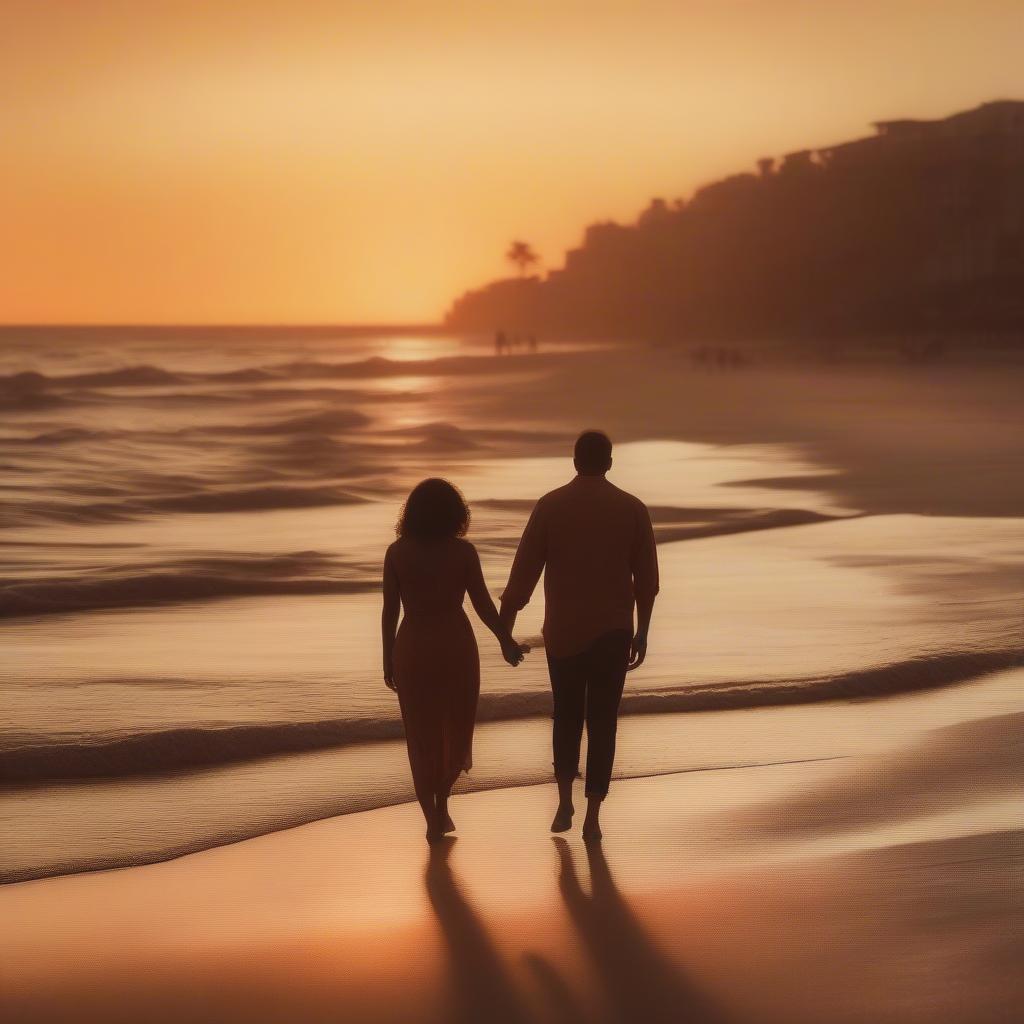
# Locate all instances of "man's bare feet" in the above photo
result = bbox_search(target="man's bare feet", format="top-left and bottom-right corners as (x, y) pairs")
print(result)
(582, 821), (602, 843)
(551, 802), (574, 833)
(582, 796), (603, 841)
(441, 812), (456, 834)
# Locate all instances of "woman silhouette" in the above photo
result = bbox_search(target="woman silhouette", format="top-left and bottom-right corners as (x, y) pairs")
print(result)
(383, 479), (528, 841)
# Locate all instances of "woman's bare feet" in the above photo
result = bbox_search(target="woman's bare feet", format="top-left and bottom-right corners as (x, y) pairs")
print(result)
(435, 796), (456, 834)
(582, 796), (603, 842)
(418, 797), (437, 841)
(551, 802), (574, 833)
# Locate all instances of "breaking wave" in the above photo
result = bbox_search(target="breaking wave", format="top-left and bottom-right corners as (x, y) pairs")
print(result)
(0, 550), (375, 619)
(0, 483), (370, 530)
(0, 352), (512, 393)
(4, 648), (1019, 783)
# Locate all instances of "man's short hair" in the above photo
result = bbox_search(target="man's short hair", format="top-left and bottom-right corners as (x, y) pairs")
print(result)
(574, 430), (613, 474)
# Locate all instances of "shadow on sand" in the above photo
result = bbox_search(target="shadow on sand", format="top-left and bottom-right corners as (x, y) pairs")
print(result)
(425, 836), (723, 1024)
(543, 837), (725, 1024)
(425, 838), (531, 1024)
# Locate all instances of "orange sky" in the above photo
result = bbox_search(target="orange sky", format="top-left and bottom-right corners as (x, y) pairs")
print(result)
(2, 0), (1022, 325)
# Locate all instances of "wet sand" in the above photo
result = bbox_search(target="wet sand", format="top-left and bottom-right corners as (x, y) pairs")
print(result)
(476, 345), (1024, 519)
(3, 670), (1021, 1024)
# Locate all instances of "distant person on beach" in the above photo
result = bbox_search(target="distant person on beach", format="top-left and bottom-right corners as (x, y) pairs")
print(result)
(382, 479), (529, 841)
(500, 431), (659, 840)
(494, 329), (508, 355)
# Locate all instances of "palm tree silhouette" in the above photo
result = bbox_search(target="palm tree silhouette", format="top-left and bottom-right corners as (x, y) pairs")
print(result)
(506, 240), (539, 277)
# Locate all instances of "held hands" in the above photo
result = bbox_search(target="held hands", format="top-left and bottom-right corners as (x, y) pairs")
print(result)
(501, 636), (530, 667)
(626, 630), (648, 671)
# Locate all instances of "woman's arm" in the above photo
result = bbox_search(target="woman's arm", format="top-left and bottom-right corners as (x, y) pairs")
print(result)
(381, 546), (401, 689)
(465, 543), (528, 666)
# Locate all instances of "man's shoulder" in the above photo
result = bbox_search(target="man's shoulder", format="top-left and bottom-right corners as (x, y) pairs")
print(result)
(538, 478), (651, 525)
(537, 479), (608, 515)
(536, 482), (574, 507)
(605, 480), (649, 511)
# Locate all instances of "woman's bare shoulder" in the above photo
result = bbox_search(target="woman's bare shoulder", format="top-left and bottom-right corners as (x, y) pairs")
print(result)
(450, 537), (479, 566)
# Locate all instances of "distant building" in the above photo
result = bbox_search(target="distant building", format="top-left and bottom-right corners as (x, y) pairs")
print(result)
(446, 100), (1024, 337)
(874, 100), (1024, 138)
(872, 118), (933, 139)
(780, 149), (816, 173)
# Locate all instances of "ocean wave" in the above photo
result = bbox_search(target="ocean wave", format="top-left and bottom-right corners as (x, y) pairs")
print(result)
(0, 482), (370, 529)
(223, 408), (371, 435)
(0, 551), (376, 619)
(0, 391), (71, 413)
(6, 426), (116, 446)
(5, 408), (371, 448)
(203, 367), (277, 384)
(143, 484), (367, 514)
(387, 421), (481, 451)
(384, 421), (569, 452)
(654, 507), (852, 541)
(59, 365), (188, 388)
(477, 499), (852, 538)
(103, 385), (418, 407)
(0, 352), (515, 393)
(4, 648), (1018, 783)
(248, 434), (376, 471)
(267, 355), (494, 380)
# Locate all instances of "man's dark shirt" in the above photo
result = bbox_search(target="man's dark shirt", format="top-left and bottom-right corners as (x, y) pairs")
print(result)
(501, 475), (660, 658)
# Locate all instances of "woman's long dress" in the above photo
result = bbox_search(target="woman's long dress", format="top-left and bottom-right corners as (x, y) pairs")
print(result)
(390, 538), (480, 798)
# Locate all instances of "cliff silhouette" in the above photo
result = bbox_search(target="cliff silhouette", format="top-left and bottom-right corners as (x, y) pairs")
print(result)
(446, 101), (1024, 340)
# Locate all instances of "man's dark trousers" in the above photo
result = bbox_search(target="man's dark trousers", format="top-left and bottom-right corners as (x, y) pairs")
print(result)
(546, 629), (632, 797)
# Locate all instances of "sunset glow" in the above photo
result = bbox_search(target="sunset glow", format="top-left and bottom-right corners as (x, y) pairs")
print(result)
(2, 0), (1022, 324)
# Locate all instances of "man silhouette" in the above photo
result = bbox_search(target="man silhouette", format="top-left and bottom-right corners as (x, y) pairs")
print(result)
(500, 431), (659, 839)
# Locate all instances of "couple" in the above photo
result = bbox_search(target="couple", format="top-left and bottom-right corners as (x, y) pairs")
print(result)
(382, 431), (659, 842)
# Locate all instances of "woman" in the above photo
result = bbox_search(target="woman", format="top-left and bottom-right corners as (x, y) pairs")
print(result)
(382, 478), (528, 841)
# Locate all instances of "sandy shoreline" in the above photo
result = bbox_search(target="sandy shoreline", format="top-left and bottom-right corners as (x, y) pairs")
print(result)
(4, 657), (1021, 885)
(3, 670), (1021, 1023)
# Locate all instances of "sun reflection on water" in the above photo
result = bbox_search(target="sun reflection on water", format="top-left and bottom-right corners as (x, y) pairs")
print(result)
(378, 335), (463, 362)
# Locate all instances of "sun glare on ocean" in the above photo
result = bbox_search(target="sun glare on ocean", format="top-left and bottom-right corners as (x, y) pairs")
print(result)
(378, 335), (461, 362)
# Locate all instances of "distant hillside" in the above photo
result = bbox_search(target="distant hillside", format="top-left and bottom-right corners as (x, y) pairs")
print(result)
(446, 101), (1024, 340)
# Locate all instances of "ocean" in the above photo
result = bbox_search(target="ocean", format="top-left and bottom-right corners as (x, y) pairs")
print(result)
(2, 328), (1021, 881)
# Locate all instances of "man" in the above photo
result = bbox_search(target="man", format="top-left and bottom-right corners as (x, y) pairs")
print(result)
(500, 430), (659, 840)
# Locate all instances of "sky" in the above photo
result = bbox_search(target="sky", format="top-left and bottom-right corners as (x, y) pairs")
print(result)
(2, 0), (1022, 325)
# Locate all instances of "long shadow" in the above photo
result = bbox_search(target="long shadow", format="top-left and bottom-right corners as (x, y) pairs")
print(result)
(424, 838), (530, 1024)
(552, 837), (726, 1024)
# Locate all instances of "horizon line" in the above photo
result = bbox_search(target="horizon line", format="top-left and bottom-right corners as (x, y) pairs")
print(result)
(0, 321), (448, 332)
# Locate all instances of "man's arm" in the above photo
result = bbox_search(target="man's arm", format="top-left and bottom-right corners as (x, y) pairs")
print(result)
(498, 601), (519, 635)
(628, 502), (660, 671)
(499, 501), (547, 634)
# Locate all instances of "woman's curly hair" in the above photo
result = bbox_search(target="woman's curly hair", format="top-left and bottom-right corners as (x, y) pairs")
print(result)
(396, 478), (471, 542)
